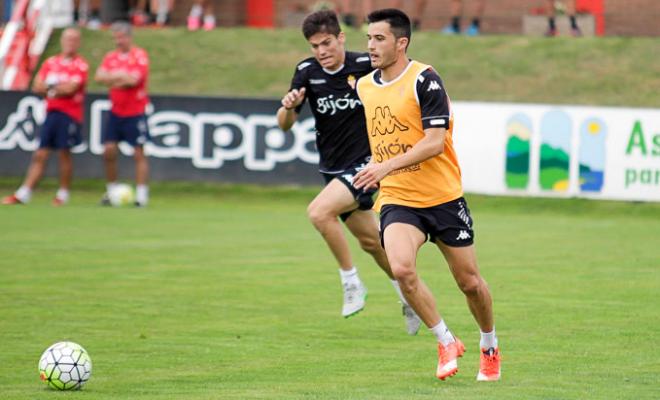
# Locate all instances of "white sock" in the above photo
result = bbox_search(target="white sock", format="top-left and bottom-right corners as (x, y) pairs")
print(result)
(15, 186), (32, 203)
(430, 319), (455, 346)
(106, 182), (117, 193)
(136, 184), (149, 205)
(480, 328), (498, 350)
(55, 188), (70, 203)
(390, 280), (409, 305)
(339, 267), (360, 286)
(203, 15), (216, 25)
(189, 4), (203, 18)
(157, 9), (168, 24)
(158, 0), (169, 12)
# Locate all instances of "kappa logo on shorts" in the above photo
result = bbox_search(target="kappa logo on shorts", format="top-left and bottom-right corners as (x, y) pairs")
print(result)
(456, 230), (471, 241)
(342, 173), (355, 185)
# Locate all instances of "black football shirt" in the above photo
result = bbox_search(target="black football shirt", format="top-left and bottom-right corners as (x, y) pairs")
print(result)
(289, 51), (373, 173)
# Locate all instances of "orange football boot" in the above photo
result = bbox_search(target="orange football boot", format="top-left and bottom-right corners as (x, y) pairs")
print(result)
(477, 347), (501, 381)
(436, 338), (465, 380)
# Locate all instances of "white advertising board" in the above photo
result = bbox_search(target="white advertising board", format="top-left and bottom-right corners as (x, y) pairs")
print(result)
(452, 102), (660, 202)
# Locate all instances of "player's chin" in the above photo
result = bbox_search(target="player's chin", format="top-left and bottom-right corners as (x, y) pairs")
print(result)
(319, 57), (336, 69)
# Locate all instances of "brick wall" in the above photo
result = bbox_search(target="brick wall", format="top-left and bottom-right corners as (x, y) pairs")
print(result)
(603, 0), (660, 36)
(167, 0), (659, 36)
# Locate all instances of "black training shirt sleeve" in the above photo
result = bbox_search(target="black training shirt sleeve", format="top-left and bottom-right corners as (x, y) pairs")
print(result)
(290, 61), (310, 114)
(416, 68), (450, 130)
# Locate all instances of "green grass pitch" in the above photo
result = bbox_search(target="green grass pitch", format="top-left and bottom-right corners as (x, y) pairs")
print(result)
(1, 180), (658, 399)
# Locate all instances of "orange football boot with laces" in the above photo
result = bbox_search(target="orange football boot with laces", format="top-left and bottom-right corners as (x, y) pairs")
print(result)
(477, 347), (501, 381)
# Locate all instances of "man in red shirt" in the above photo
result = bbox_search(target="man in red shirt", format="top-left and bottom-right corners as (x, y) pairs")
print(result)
(95, 21), (151, 207)
(2, 28), (88, 206)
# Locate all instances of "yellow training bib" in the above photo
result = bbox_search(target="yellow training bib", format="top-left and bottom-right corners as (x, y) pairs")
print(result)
(357, 61), (463, 210)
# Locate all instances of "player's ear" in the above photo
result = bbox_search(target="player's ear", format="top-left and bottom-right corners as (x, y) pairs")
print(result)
(397, 37), (409, 52)
(337, 31), (346, 45)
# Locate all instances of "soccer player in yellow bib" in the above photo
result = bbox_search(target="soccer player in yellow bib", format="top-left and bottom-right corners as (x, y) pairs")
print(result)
(353, 8), (501, 381)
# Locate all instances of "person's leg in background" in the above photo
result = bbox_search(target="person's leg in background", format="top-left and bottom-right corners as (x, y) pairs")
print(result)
(465, 0), (485, 36)
(150, 0), (174, 26)
(568, 0), (582, 36)
(442, 0), (462, 35)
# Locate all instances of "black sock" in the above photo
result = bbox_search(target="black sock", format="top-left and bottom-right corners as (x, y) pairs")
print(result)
(548, 17), (556, 30)
(471, 18), (480, 29)
(569, 15), (578, 29)
(451, 16), (460, 31)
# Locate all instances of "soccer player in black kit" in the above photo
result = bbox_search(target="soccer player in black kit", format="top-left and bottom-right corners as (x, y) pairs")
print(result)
(277, 10), (421, 334)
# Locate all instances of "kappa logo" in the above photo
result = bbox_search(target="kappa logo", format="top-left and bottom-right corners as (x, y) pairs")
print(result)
(427, 81), (442, 92)
(370, 106), (409, 136)
(456, 230), (471, 241)
(1, 95), (321, 171)
(0, 96), (46, 152)
(342, 173), (355, 184)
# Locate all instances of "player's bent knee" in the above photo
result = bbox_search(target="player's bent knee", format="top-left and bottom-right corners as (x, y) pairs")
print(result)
(307, 204), (332, 227)
(391, 264), (417, 286)
(457, 275), (483, 297)
(358, 236), (381, 254)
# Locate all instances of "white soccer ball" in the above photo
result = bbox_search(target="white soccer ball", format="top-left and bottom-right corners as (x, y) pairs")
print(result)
(108, 183), (135, 206)
(38, 341), (92, 390)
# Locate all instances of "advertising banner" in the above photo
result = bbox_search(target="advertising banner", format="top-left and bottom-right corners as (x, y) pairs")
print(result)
(0, 91), (322, 185)
(1, 91), (658, 201)
(453, 102), (660, 202)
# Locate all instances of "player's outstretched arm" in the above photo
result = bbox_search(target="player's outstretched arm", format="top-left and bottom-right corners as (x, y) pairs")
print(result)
(354, 127), (446, 190)
(277, 87), (306, 131)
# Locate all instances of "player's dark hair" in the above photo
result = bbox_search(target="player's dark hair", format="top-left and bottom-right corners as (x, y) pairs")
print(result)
(302, 10), (341, 39)
(367, 8), (411, 48)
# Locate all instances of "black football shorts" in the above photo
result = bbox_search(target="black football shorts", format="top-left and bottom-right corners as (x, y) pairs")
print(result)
(379, 197), (475, 247)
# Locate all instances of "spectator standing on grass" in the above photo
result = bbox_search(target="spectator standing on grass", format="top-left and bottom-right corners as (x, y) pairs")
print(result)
(95, 22), (151, 207)
(2, 28), (88, 206)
